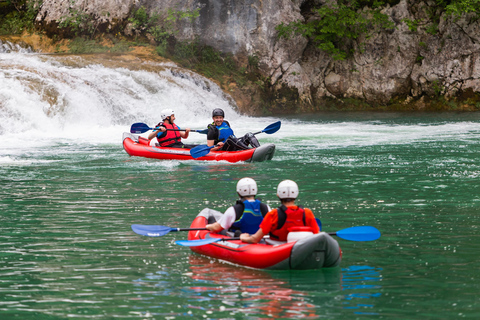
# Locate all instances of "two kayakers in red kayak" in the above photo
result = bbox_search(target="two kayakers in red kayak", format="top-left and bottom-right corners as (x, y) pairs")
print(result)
(206, 177), (321, 243)
(147, 108), (260, 151)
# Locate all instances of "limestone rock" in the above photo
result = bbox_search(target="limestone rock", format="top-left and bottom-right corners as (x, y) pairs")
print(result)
(35, 0), (480, 110)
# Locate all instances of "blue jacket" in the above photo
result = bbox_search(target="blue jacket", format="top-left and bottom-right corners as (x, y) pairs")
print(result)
(231, 199), (266, 234)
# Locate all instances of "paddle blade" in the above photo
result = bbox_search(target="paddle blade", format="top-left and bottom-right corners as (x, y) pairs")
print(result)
(175, 237), (222, 247)
(335, 226), (381, 242)
(130, 123), (152, 134)
(131, 224), (174, 237)
(194, 129), (208, 134)
(262, 121), (281, 134)
(190, 144), (214, 159)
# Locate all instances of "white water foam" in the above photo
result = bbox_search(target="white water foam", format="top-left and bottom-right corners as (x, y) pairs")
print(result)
(0, 50), (263, 151)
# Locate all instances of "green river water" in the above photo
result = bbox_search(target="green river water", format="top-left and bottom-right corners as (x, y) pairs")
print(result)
(1, 48), (479, 319)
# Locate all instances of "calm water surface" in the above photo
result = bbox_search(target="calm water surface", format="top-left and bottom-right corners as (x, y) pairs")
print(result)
(1, 50), (479, 319)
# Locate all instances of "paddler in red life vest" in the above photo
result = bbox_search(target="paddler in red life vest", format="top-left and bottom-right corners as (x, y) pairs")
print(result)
(240, 180), (320, 243)
(206, 177), (271, 236)
(207, 108), (260, 151)
(148, 109), (191, 148)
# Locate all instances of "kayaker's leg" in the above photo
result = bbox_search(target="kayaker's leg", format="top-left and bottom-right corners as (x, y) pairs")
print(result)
(183, 144), (199, 149)
(222, 136), (249, 151)
(240, 132), (260, 148)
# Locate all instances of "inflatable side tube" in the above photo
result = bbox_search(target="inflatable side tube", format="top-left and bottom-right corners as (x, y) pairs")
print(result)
(249, 143), (276, 162)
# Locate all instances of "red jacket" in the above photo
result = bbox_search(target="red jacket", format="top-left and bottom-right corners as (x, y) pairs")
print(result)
(156, 122), (181, 147)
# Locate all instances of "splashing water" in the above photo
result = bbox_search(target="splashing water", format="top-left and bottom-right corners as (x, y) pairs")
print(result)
(0, 45), (245, 148)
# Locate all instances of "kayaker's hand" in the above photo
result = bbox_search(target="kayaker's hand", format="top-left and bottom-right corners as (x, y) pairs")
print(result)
(185, 128), (191, 133)
(240, 233), (251, 243)
(212, 142), (223, 151)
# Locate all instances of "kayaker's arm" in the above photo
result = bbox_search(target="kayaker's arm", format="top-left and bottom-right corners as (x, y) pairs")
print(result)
(180, 128), (190, 139)
(148, 126), (166, 140)
(240, 229), (265, 244)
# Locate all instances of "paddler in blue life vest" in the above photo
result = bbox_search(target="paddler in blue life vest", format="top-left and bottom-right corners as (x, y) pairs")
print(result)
(206, 177), (271, 236)
(240, 180), (320, 243)
(148, 109), (194, 148)
(207, 108), (260, 151)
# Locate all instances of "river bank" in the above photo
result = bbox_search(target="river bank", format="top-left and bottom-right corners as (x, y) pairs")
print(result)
(3, 32), (480, 115)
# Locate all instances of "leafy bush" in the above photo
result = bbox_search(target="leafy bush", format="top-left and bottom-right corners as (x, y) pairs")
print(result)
(129, 6), (199, 46)
(58, 0), (111, 38)
(0, 0), (42, 35)
(443, 0), (480, 16)
(276, 0), (394, 60)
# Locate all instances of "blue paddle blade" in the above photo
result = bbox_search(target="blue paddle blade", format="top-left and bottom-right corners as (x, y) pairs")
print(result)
(175, 237), (222, 247)
(262, 121), (281, 134)
(335, 226), (381, 241)
(131, 224), (174, 237)
(130, 123), (152, 134)
(190, 145), (214, 159)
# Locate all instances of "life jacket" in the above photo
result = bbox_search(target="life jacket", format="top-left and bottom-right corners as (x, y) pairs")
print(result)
(208, 121), (234, 144)
(230, 199), (269, 234)
(156, 122), (181, 147)
(270, 205), (306, 241)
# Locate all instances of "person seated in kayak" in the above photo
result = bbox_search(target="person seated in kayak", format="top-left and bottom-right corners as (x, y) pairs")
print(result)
(207, 108), (260, 151)
(205, 177), (271, 236)
(240, 180), (320, 243)
(148, 109), (194, 148)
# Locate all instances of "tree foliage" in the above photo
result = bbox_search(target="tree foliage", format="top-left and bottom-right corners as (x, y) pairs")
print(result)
(58, 0), (102, 38)
(128, 6), (199, 44)
(276, 0), (480, 60)
(441, 0), (480, 16)
(0, 0), (42, 35)
(276, 0), (394, 60)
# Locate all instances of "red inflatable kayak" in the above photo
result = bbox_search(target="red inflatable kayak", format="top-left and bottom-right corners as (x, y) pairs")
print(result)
(122, 133), (275, 163)
(186, 209), (342, 270)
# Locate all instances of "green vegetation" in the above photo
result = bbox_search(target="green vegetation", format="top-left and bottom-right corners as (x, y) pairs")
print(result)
(276, 0), (395, 60)
(163, 39), (259, 88)
(66, 36), (131, 54)
(128, 6), (199, 55)
(0, 0), (41, 35)
(276, 0), (480, 61)
(58, 0), (108, 38)
(442, 0), (480, 16)
(3, 1), (480, 113)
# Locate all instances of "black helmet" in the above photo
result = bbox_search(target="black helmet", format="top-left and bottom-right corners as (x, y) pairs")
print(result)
(212, 108), (225, 117)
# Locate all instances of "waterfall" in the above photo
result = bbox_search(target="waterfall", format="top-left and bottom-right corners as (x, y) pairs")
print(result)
(0, 41), (244, 148)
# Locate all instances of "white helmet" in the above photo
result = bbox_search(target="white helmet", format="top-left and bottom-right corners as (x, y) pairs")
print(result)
(161, 109), (174, 120)
(236, 177), (257, 197)
(277, 180), (299, 199)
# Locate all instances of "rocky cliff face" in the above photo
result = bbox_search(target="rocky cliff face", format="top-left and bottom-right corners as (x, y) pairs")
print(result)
(36, 0), (480, 112)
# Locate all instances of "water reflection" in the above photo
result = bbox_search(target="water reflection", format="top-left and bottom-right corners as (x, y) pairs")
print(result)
(132, 256), (383, 318)
(185, 255), (343, 319)
(341, 265), (382, 315)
